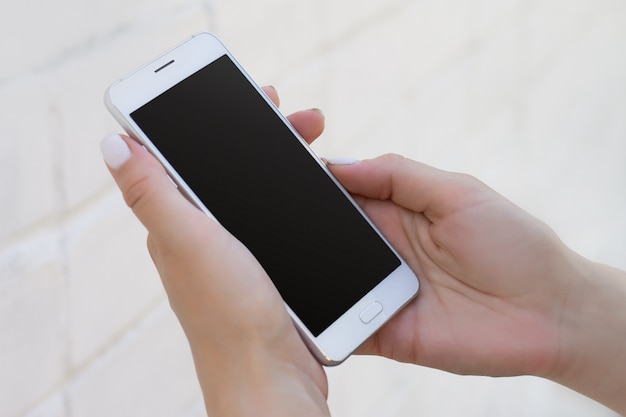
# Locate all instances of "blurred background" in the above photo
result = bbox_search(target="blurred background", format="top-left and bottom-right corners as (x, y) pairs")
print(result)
(1, 0), (625, 416)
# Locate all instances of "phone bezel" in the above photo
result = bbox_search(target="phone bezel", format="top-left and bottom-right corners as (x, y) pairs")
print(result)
(105, 32), (419, 365)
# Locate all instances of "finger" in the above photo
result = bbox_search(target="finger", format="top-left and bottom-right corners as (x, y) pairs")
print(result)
(261, 85), (324, 144)
(327, 154), (484, 218)
(262, 85), (280, 107)
(287, 108), (325, 144)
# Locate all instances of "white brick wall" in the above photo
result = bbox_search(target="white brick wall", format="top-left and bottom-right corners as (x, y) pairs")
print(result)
(1, 0), (624, 416)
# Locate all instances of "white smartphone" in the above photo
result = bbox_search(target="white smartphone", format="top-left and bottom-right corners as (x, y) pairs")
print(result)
(105, 32), (419, 366)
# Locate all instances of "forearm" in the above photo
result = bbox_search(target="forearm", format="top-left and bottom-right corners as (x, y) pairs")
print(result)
(551, 255), (626, 415)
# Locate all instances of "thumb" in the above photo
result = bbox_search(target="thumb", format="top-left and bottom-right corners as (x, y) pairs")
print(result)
(100, 133), (295, 345)
(99, 134), (218, 244)
(327, 153), (468, 218)
(99, 133), (265, 306)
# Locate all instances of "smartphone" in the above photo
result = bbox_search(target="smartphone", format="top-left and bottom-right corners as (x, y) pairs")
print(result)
(104, 32), (419, 365)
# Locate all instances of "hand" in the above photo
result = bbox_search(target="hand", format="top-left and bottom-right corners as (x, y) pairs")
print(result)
(328, 155), (626, 414)
(101, 87), (330, 417)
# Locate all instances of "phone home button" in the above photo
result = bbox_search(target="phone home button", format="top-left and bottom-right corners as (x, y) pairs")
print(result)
(359, 301), (383, 324)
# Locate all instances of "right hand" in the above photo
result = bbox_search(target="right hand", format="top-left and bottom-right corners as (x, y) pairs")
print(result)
(329, 154), (626, 415)
(328, 154), (580, 377)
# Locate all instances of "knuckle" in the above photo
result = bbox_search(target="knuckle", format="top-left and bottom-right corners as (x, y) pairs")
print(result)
(456, 172), (486, 189)
(379, 152), (406, 164)
(122, 172), (161, 212)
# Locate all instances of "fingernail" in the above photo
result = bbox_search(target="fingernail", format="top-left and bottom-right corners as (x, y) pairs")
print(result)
(100, 134), (132, 170)
(326, 157), (360, 165)
(311, 108), (324, 118)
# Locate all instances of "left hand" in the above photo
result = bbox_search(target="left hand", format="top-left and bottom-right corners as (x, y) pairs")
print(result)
(101, 86), (330, 417)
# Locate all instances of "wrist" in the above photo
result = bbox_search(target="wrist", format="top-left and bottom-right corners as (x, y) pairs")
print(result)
(189, 335), (329, 417)
(550, 254), (626, 414)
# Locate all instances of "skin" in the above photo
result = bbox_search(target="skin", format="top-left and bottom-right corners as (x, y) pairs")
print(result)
(331, 156), (626, 413)
(103, 86), (626, 416)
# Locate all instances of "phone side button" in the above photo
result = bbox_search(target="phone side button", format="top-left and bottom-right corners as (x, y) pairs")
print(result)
(359, 301), (383, 324)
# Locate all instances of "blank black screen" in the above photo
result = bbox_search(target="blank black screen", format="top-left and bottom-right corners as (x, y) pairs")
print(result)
(131, 55), (400, 336)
